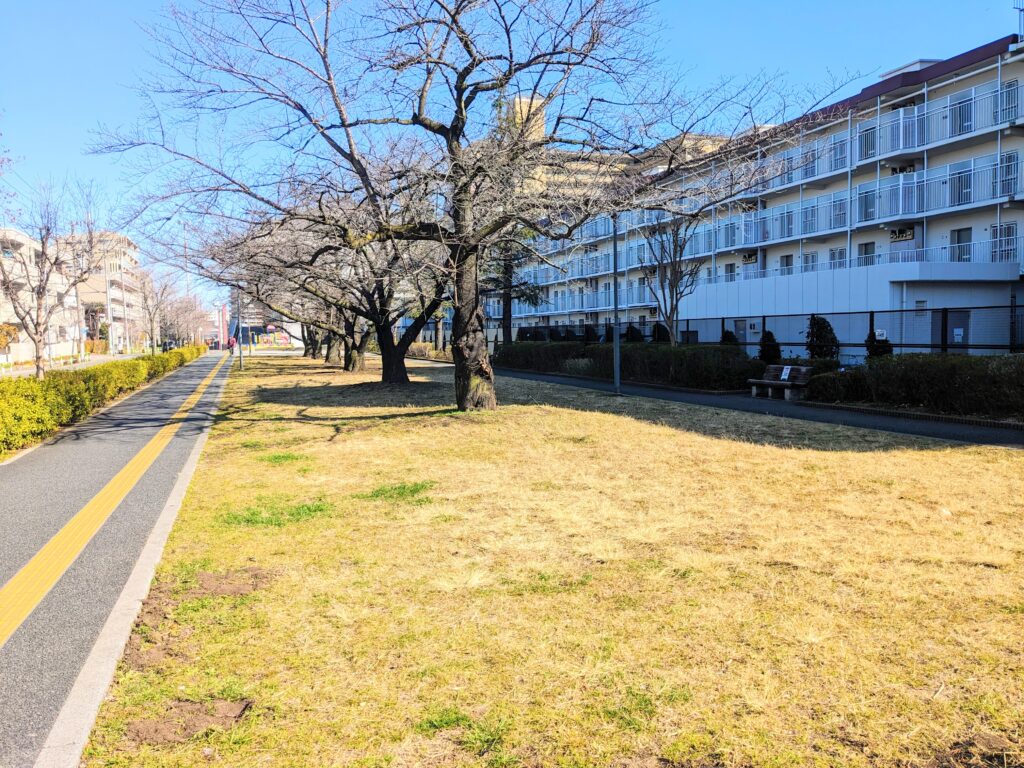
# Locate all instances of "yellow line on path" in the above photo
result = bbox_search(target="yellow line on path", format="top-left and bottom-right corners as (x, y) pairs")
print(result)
(0, 355), (229, 649)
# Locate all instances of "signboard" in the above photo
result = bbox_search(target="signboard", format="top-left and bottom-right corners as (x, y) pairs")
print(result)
(874, 328), (887, 340)
(742, 254), (758, 265)
(953, 327), (965, 343)
(780, 365), (792, 381)
(890, 228), (915, 243)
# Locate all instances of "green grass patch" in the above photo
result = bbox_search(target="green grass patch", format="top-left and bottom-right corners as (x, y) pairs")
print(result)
(504, 571), (592, 596)
(602, 687), (656, 732)
(415, 706), (472, 734)
(240, 439), (265, 450)
(356, 480), (436, 505)
(257, 451), (306, 465)
(220, 497), (334, 528)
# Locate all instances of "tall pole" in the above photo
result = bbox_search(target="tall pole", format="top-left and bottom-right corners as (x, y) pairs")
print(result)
(236, 289), (244, 370)
(611, 212), (621, 395)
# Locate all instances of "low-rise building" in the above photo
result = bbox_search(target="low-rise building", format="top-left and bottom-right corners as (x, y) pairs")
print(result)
(79, 233), (146, 353)
(0, 227), (84, 367)
(503, 32), (1024, 361)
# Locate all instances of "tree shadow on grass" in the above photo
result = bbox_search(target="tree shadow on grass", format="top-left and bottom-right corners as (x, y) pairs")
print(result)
(220, 365), (992, 453)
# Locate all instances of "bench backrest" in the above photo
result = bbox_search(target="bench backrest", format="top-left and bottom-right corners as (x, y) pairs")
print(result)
(762, 364), (815, 384)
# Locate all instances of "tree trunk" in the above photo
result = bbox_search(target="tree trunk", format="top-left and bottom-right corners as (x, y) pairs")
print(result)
(300, 324), (311, 357)
(345, 332), (368, 372)
(376, 325), (409, 384)
(32, 334), (45, 380)
(501, 255), (514, 346)
(309, 329), (324, 359)
(324, 333), (344, 365)
(451, 247), (496, 410)
(433, 317), (441, 351)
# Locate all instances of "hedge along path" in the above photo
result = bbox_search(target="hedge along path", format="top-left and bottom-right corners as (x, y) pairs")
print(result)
(0, 354), (228, 648)
(0, 346), (207, 457)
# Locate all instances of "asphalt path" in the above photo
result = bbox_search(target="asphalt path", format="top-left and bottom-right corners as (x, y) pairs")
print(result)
(0, 353), (231, 767)
(495, 368), (1024, 447)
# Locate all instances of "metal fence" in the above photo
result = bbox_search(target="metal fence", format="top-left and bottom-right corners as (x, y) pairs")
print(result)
(504, 303), (1024, 361)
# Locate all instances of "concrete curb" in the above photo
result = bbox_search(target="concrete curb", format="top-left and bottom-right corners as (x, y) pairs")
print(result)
(32, 359), (230, 768)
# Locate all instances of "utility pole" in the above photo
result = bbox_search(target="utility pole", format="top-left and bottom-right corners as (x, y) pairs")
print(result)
(236, 289), (244, 370)
(611, 212), (621, 395)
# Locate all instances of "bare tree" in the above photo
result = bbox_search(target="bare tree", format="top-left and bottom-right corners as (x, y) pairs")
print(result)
(138, 269), (177, 352)
(103, 0), (762, 409)
(161, 293), (207, 345)
(0, 186), (102, 378)
(183, 204), (450, 382)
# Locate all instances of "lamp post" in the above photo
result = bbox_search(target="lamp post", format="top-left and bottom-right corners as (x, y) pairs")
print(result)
(611, 212), (621, 395)
(236, 290), (244, 370)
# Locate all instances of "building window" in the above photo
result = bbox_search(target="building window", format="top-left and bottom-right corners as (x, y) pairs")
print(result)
(803, 251), (817, 271)
(999, 150), (1019, 196)
(950, 227), (972, 262)
(724, 263), (737, 282)
(993, 221), (1018, 261)
(915, 300), (928, 317)
(857, 242), (876, 267)
(779, 254), (794, 275)
(829, 247), (847, 269)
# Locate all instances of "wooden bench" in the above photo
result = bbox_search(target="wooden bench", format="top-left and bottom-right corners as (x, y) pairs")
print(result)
(749, 364), (814, 401)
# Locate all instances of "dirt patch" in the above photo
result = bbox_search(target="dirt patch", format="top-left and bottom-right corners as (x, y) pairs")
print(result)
(125, 699), (252, 746)
(929, 733), (1022, 767)
(184, 567), (273, 599)
(122, 568), (271, 671)
(123, 626), (195, 671)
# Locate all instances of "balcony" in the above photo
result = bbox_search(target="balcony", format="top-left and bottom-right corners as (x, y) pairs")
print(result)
(855, 80), (1020, 164)
(854, 154), (1018, 224)
(511, 237), (1023, 318)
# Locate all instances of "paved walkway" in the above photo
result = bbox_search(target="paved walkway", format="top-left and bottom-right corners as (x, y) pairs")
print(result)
(0, 353), (232, 767)
(496, 368), (1024, 448)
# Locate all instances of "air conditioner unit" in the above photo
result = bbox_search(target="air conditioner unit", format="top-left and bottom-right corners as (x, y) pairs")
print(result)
(649, 308), (658, 317)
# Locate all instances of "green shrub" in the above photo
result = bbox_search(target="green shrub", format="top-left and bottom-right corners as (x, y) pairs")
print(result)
(807, 353), (1024, 417)
(865, 331), (894, 357)
(720, 329), (739, 345)
(758, 330), (781, 364)
(780, 357), (841, 377)
(0, 345), (207, 455)
(805, 315), (840, 359)
(493, 342), (765, 390)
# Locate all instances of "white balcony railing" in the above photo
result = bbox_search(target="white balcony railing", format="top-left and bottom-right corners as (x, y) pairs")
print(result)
(512, 237), (1024, 318)
(854, 154), (1018, 224)
(855, 80), (1020, 163)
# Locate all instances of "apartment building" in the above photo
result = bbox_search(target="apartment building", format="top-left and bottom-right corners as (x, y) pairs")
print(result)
(79, 233), (146, 353)
(0, 227), (84, 366)
(502, 33), (1024, 360)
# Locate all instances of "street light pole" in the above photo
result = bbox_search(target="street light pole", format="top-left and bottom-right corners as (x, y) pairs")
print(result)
(236, 290), (244, 370)
(611, 212), (621, 395)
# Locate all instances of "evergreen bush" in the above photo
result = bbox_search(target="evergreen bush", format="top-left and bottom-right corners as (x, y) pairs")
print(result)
(865, 330), (894, 357)
(805, 315), (840, 359)
(758, 330), (781, 363)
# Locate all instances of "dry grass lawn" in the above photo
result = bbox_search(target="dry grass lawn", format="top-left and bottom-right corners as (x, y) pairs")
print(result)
(84, 355), (1024, 767)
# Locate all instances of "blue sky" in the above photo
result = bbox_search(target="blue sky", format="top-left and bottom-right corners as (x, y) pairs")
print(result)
(0, 0), (1019, 206)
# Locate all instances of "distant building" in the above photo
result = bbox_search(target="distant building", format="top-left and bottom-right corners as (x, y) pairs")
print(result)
(0, 227), (84, 366)
(78, 233), (146, 353)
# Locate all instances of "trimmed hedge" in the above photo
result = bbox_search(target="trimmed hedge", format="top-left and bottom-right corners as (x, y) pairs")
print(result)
(807, 353), (1024, 418)
(0, 346), (207, 455)
(493, 342), (766, 390)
